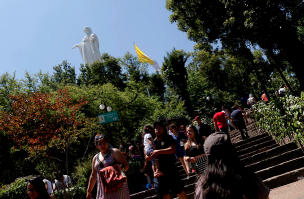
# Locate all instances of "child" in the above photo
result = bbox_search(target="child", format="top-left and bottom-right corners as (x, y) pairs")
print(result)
(143, 125), (164, 177)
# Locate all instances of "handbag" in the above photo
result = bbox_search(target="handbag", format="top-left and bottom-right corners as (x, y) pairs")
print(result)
(99, 149), (127, 192)
(100, 164), (127, 193)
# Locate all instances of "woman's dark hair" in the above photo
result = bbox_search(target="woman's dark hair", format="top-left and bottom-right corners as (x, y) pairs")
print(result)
(186, 125), (204, 148)
(195, 146), (268, 199)
(27, 176), (51, 199)
(195, 153), (244, 199)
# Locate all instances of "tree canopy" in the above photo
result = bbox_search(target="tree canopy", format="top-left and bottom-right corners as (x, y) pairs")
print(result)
(166, 0), (304, 90)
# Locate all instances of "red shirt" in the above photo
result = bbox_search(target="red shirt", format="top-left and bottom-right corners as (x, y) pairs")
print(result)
(261, 93), (268, 102)
(213, 112), (228, 129)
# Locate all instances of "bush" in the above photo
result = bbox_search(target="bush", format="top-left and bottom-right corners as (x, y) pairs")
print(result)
(52, 185), (86, 199)
(0, 178), (28, 199)
(73, 154), (94, 188)
(255, 93), (304, 144)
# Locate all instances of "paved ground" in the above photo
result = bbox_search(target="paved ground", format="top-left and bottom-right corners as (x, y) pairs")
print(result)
(269, 178), (304, 199)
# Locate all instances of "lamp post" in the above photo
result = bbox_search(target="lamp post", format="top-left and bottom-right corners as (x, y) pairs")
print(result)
(99, 103), (113, 144)
(99, 104), (112, 112)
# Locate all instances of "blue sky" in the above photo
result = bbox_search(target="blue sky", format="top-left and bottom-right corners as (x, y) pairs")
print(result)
(0, 1), (196, 80)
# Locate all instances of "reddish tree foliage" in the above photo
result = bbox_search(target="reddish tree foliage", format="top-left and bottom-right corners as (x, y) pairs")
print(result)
(0, 88), (88, 152)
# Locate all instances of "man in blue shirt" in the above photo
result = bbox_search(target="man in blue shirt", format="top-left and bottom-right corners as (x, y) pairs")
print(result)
(231, 105), (249, 140)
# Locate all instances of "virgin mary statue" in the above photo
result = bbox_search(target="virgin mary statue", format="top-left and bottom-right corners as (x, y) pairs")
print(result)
(72, 27), (101, 65)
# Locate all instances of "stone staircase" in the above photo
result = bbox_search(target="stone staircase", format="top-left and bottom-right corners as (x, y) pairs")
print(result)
(130, 121), (304, 199)
(231, 123), (304, 189)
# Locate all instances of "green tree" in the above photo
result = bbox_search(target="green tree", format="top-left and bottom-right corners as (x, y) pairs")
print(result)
(148, 71), (165, 100)
(121, 52), (149, 85)
(53, 60), (77, 85)
(0, 72), (21, 110)
(166, 0), (304, 91)
(86, 53), (125, 89)
(77, 64), (93, 86)
(162, 48), (192, 115)
(21, 71), (38, 94)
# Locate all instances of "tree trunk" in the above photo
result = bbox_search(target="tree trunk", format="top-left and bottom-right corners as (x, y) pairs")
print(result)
(265, 49), (294, 94)
(276, 29), (304, 92)
(239, 43), (271, 100)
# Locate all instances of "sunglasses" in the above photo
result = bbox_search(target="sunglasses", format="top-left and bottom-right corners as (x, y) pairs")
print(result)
(95, 134), (105, 140)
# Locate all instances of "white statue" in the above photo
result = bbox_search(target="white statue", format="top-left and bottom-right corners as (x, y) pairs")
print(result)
(72, 27), (101, 65)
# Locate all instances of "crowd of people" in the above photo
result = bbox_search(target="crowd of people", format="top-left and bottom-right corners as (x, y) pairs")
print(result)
(26, 98), (271, 199)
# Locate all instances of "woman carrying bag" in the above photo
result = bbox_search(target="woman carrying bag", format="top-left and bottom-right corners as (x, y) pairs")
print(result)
(86, 134), (130, 199)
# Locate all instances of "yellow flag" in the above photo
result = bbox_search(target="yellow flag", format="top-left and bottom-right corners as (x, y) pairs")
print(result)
(134, 43), (161, 71)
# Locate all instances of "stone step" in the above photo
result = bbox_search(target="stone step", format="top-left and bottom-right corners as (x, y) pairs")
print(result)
(235, 135), (273, 152)
(130, 174), (197, 199)
(241, 142), (298, 166)
(173, 191), (195, 199)
(237, 140), (278, 157)
(239, 143), (279, 160)
(233, 133), (270, 148)
(263, 167), (304, 189)
(131, 178), (197, 199)
(257, 156), (304, 180)
(229, 122), (257, 135)
(230, 130), (258, 144)
(246, 148), (304, 172)
(180, 172), (197, 180)
(178, 167), (187, 175)
(232, 132), (266, 146)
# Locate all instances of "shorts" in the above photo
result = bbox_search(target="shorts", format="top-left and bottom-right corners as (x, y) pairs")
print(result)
(153, 169), (184, 197)
(145, 147), (156, 165)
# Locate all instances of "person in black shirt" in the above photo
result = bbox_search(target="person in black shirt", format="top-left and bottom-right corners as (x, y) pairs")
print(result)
(231, 105), (249, 140)
(184, 124), (207, 176)
(148, 122), (188, 199)
(195, 116), (212, 140)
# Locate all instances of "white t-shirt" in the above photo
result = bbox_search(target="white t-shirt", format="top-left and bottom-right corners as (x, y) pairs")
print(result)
(279, 88), (285, 94)
(43, 179), (52, 194)
(144, 133), (154, 151)
(53, 175), (72, 190)
(248, 97), (256, 105)
(222, 110), (230, 117)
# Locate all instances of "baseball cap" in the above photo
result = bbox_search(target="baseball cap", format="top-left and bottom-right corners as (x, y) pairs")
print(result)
(204, 132), (233, 156)
(195, 116), (201, 120)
